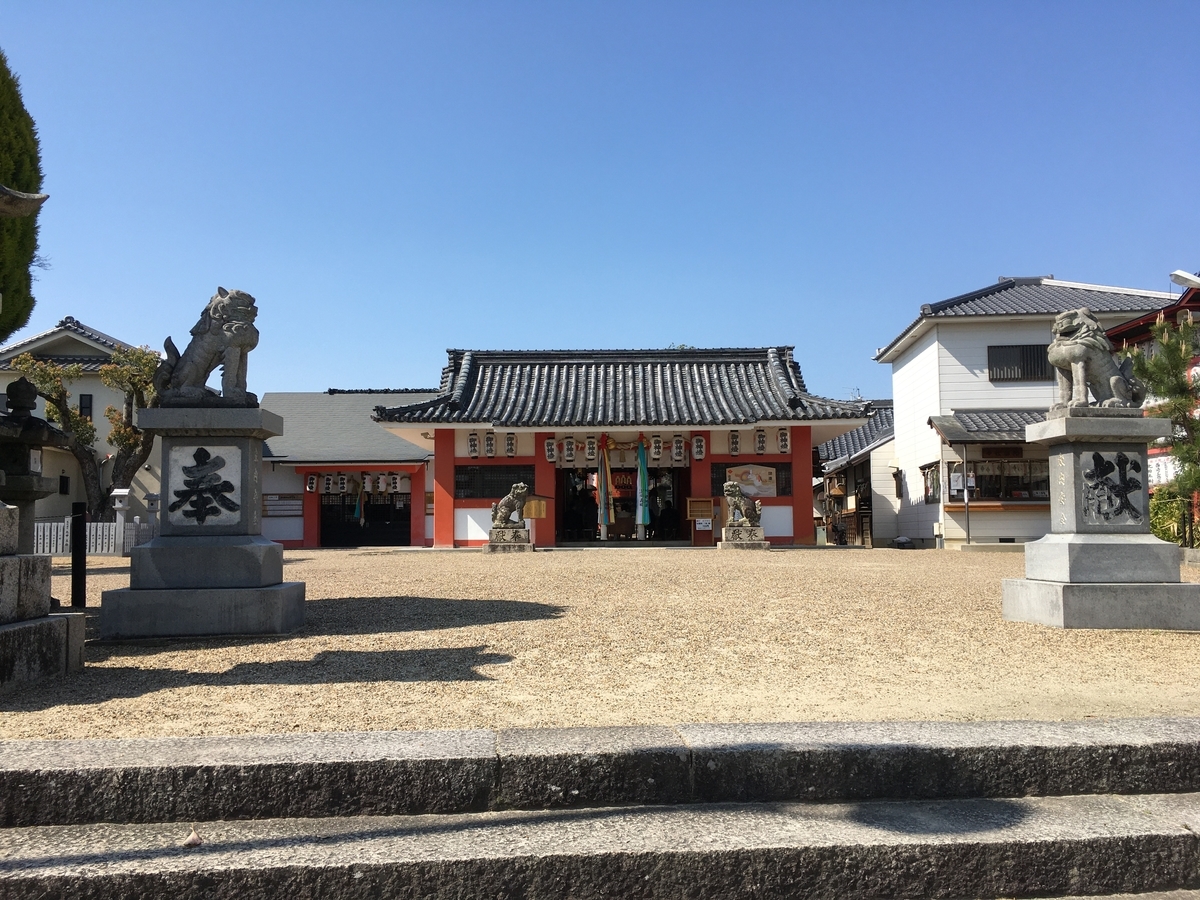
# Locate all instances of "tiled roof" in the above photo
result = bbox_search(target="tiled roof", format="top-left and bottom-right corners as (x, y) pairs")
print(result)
(0, 316), (134, 359)
(0, 354), (111, 373)
(928, 409), (1047, 444)
(375, 348), (869, 428)
(818, 401), (894, 469)
(876, 278), (1173, 361)
(262, 391), (440, 464)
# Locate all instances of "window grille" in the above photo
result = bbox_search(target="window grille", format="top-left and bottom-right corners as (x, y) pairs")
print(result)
(454, 465), (536, 499)
(987, 345), (1053, 382)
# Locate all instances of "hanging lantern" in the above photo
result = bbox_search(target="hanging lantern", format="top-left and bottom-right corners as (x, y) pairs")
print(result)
(563, 436), (576, 463)
(467, 432), (480, 458)
(337, 473), (348, 494)
(545, 438), (557, 462)
(691, 435), (706, 460)
(671, 435), (685, 462)
(390, 473), (402, 493)
(755, 429), (767, 455)
(484, 432), (496, 457)
(650, 435), (663, 460)
(729, 431), (741, 457)
(361, 473), (373, 493)
(585, 436), (597, 461)
(323, 474), (334, 494)
(777, 428), (790, 454)
(306, 474), (318, 493)
(505, 433), (517, 457)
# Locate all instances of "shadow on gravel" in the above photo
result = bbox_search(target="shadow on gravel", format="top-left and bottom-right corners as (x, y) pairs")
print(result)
(846, 797), (1030, 834)
(0, 645), (513, 711)
(303, 595), (567, 636)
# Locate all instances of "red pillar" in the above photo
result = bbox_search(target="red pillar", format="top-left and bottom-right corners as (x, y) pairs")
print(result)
(409, 464), (425, 547)
(690, 431), (711, 503)
(534, 432), (557, 548)
(792, 425), (814, 545)
(301, 469), (321, 548)
(433, 429), (455, 548)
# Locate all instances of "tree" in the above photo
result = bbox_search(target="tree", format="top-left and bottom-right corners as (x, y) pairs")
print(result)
(11, 347), (160, 519)
(1128, 313), (1200, 546)
(0, 48), (45, 342)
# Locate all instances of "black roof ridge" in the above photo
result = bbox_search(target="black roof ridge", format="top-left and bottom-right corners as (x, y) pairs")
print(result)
(444, 346), (796, 358)
(326, 388), (441, 395)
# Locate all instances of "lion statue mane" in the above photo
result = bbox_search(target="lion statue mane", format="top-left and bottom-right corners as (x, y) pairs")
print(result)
(1047, 307), (1144, 410)
(723, 481), (762, 527)
(154, 287), (260, 407)
(492, 482), (530, 527)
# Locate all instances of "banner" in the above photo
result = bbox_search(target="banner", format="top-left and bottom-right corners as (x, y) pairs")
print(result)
(636, 441), (651, 526)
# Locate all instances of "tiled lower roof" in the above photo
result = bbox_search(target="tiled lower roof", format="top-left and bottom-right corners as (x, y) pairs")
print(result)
(0, 354), (109, 372)
(818, 401), (894, 468)
(928, 409), (1047, 444)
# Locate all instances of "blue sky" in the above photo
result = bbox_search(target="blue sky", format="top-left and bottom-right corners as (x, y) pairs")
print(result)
(4, 2), (1198, 401)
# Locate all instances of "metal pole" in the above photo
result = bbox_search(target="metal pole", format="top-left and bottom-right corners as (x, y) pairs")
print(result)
(961, 445), (971, 545)
(70, 501), (86, 608)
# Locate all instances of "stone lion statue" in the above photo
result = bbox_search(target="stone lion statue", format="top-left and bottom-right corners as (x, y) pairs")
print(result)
(723, 481), (762, 527)
(492, 482), (530, 527)
(154, 287), (260, 407)
(1047, 307), (1145, 410)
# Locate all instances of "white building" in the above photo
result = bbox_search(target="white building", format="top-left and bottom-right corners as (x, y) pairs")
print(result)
(816, 400), (899, 547)
(0, 317), (161, 522)
(874, 277), (1173, 547)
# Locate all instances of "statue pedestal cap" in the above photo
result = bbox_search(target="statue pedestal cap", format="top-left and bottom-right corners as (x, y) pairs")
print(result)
(1002, 408), (1200, 629)
(717, 525), (771, 550)
(483, 525), (533, 553)
(100, 406), (304, 638)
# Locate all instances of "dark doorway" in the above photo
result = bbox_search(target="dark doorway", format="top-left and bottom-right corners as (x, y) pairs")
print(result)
(320, 492), (412, 548)
(556, 468), (683, 542)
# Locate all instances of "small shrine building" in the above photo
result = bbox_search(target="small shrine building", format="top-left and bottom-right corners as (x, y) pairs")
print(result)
(374, 347), (870, 547)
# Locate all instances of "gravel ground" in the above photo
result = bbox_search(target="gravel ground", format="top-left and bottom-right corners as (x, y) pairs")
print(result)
(2, 548), (1199, 739)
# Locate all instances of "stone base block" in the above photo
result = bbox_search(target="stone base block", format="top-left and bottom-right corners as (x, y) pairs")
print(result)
(130, 535), (283, 590)
(99, 582), (305, 639)
(722, 526), (764, 543)
(0, 614), (74, 692)
(0, 503), (17, 556)
(482, 542), (535, 553)
(0, 554), (51, 625)
(1024, 533), (1180, 584)
(717, 541), (773, 551)
(1002, 578), (1200, 630)
(489, 527), (530, 544)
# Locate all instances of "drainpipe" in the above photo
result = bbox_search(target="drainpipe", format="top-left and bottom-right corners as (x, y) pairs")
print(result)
(961, 444), (971, 545)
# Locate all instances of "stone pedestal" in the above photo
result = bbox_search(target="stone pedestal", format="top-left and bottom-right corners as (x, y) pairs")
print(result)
(717, 525), (771, 550)
(100, 408), (305, 639)
(0, 503), (84, 692)
(1002, 408), (1200, 629)
(483, 526), (533, 553)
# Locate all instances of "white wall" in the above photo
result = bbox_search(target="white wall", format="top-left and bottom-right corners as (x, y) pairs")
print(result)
(760, 505), (793, 537)
(943, 508), (1049, 543)
(869, 439), (900, 542)
(936, 321), (1058, 412)
(891, 328), (943, 543)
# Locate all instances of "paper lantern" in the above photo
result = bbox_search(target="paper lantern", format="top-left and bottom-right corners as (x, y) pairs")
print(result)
(505, 433), (517, 457)
(777, 428), (790, 454)
(306, 474), (318, 493)
(467, 432), (480, 458)
(729, 431), (740, 457)
(322, 474), (333, 494)
(337, 473), (348, 494)
(585, 436), (597, 461)
(390, 473), (402, 493)
(691, 435), (706, 460)
(545, 439), (557, 462)
(755, 429), (767, 455)
(650, 435), (663, 459)
(671, 435), (685, 462)
(563, 437), (576, 463)
(484, 432), (496, 458)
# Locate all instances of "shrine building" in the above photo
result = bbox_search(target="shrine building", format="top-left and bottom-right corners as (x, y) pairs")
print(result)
(373, 347), (870, 547)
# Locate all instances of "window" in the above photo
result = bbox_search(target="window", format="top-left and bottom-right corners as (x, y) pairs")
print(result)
(59, 474), (70, 495)
(78, 394), (93, 421)
(987, 345), (1053, 383)
(921, 463), (940, 504)
(947, 459), (1049, 501)
(711, 463), (792, 497)
(454, 465), (535, 499)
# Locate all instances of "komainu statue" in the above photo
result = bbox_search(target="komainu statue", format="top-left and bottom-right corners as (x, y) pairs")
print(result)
(154, 287), (260, 407)
(1048, 307), (1145, 410)
(723, 481), (762, 527)
(492, 482), (530, 526)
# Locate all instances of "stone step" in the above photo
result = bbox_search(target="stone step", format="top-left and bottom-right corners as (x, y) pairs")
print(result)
(3, 718), (1200, 827)
(3, 792), (1200, 899)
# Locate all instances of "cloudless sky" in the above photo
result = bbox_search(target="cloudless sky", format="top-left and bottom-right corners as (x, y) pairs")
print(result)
(4, 2), (1198, 401)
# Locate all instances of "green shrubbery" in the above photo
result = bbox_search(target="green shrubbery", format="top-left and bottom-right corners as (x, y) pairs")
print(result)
(0, 48), (43, 342)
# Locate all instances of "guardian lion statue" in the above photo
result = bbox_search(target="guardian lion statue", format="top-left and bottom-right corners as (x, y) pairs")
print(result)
(154, 287), (260, 407)
(723, 481), (762, 527)
(492, 482), (530, 526)
(1047, 307), (1145, 410)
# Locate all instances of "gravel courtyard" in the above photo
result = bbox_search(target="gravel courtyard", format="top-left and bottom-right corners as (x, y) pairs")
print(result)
(3, 548), (1199, 739)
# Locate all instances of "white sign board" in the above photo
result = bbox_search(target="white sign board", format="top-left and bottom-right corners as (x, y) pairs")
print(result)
(695, 518), (713, 531)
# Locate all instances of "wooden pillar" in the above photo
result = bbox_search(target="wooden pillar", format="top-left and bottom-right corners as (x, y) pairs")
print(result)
(301, 469), (321, 548)
(688, 431), (711, 546)
(433, 429), (455, 548)
(534, 432), (557, 548)
(792, 425), (815, 545)
(409, 465), (425, 547)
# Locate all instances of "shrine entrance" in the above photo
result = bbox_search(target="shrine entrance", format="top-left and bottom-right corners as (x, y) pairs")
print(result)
(556, 467), (685, 543)
(319, 492), (412, 547)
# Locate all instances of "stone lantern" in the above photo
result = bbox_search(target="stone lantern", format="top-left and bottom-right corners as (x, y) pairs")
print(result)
(0, 377), (70, 553)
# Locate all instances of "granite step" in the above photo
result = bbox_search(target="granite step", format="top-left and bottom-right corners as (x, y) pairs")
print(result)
(3, 792), (1200, 899)
(4, 717), (1200, 827)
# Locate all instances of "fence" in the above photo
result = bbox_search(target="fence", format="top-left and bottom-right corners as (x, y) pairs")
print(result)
(32, 519), (159, 556)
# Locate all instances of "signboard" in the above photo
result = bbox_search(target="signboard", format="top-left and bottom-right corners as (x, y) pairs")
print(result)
(686, 498), (714, 519)
(695, 518), (713, 531)
(522, 497), (548, 519)
(725, 464), (777, 497)
(610, 470), (636, 497)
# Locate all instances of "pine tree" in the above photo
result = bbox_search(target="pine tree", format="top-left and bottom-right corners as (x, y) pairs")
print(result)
(0, 48), (44, 343)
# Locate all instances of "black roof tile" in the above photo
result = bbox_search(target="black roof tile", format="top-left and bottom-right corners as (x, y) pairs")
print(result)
(928, 409), (1046, 444)
(818, 401), (894, 468)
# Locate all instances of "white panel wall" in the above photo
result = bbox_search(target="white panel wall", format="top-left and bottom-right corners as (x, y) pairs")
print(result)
(760, 505), (793, 537)
(263, 517), (304, 541)
(942, 508), (1050, 542)
(263, 466), (305, 493)
(937, 321), (1058, 412)
(869, 440), (900, 542)
(891, 328), (943, 543)
(455, 508), (524, 541)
